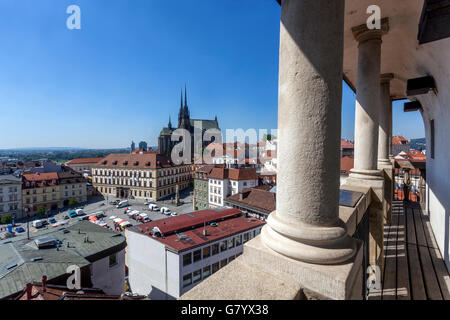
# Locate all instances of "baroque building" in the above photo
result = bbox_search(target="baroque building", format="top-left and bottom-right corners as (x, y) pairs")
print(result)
(91, 153), (194, 201)
(158, 87), (220, 160)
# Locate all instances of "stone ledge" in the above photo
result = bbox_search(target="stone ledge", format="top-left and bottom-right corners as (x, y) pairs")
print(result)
(339, 185), (371, 236)
(179, 257), (302, 300)
(240, 236), (363, 300)
(179, 236), (363, 300)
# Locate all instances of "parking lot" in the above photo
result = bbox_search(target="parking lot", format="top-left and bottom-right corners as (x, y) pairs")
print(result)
(1, 188), (195, 236)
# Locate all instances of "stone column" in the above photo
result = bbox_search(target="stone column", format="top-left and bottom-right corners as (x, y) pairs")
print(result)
(378, 74), (394, 224)
(261, 0), (356, 265)
(388, 101), (394, 161)
(345, 18), (389, 273)
(378, 74), (394, 167)
(350, 18), (389, 179)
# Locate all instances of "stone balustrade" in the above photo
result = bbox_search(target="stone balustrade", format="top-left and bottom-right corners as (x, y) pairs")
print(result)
(180, 186), (374, 301)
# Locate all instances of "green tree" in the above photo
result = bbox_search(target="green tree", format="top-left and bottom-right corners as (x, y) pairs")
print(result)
(1, 214), (12, 224)
(68, 198), (78, 208)
(262, 134), (276, 142)
(37, 206), (46, 216)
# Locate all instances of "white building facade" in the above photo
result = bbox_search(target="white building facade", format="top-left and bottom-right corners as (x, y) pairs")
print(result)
(0, 175), (23, 220)
(125, 209), (265, 299)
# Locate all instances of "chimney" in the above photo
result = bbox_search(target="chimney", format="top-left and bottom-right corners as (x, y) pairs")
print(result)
(42, 275), (47, 292)
(26, 283), (33, 300)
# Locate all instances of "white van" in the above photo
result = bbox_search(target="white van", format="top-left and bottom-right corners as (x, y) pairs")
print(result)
(117, 200), (129, 208)
(160, 207), (171, 215)
(149, 204), (159, 211)
(32, 220), (44, 228)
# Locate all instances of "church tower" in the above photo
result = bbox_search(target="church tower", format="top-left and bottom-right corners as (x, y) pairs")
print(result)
(179, 85), (191, 131)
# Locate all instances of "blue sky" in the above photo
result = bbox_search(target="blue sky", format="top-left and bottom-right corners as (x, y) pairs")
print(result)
(0, 0), (424, 149)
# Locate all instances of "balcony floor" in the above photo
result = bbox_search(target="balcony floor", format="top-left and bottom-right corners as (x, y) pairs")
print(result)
(368, 201), (450, 300)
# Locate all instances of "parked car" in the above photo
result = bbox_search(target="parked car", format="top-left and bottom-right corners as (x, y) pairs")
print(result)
(160, 207), (171, 215)
(75, 209), (85, 216)
(68, 210), (78, 218)
(142, 217), (151, 222)
(64, 215), (70, 220)
(170, 212), (178, 217)
(49, 218), (57, 224)
(15, 227), (25, 233)
(149, 204), (160, 211)
(117, 200), (129, 209)
(110, 200), (120, 205)
(32, 220), (44, 228)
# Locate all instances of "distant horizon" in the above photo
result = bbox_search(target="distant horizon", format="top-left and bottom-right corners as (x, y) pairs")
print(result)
(0, 1), (425, 149)
(0, 136), (426, 152)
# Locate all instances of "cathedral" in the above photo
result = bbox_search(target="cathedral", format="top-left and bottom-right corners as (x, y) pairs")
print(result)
(158, 87), (220, 158)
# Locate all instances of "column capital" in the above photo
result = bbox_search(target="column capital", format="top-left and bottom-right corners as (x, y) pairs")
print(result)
(380, 73), (394, 84)
(352, 17), (389, 43)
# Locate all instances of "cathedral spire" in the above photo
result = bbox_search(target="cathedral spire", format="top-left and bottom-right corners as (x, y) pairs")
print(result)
(184, 84), (188, 107)
(168, 116), (172, 129)
(180, 88), (183, 109)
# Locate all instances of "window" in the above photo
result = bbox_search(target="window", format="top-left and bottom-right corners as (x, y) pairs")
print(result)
(243, 232), (250, 243)
(109, 253), (117, 267)
(193, 269), (202, 283)
(229, 255), (236, 263)
(202, 246), (211, 259)
(220, 240), (227, 252)
(212, 262), (220, 274)
(211, 243), (219, 255)
(202, 266), (211, 279)
(430, 119), (435, 159)
(221, 259), (227, 268)
(235, 235), (242, 246)
(193, 249), (201, 263)
(183, 252), (192, 266)
(228, 238), (235, 249)
(182, 274), (192, 288)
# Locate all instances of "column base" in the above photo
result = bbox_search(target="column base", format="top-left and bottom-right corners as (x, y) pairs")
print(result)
(261, 211), (357, 265)
(378, 158), (392, 168)
(349, 168), (383, 181)
(180, 236), (364, 300)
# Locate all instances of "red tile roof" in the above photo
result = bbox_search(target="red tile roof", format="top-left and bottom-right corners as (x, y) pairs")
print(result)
(94, 153), (177, 169)
(208, 167), (228, 179)
(134, 208), (264, 252)
(341, 139), (354, 149)
(66, 158), (104, 165)
(208, 167), (257, 181)
(228, 168), (257, 180)
(392, 136), (409, 145)
(226, 188), (276, 213)
(340, 156), (354, 175)
(22, 173), (59, 188)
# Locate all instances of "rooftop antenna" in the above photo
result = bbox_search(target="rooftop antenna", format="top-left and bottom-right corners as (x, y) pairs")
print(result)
(203, 222), (207, 237)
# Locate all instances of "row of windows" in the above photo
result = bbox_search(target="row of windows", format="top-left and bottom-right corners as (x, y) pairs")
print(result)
(182, 255), (239, 288)
(94, 167), (193, 178)
(182, 229), (261, 267)
(0, 194), (19, 202)
(210, 195), (222, 205)
(0, 187), (19, 193)
(0, 203), (19, 212)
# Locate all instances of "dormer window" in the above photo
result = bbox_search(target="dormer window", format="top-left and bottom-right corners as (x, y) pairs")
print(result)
(145, 162), (151, 166)
(134, 161), (139, 166)
(123, 161), (128, 166)
(113, 161), (118, 165)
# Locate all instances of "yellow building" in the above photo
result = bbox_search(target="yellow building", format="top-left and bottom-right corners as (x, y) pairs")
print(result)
(92, 153), (194, 201)
(22, 170), (87, 216)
